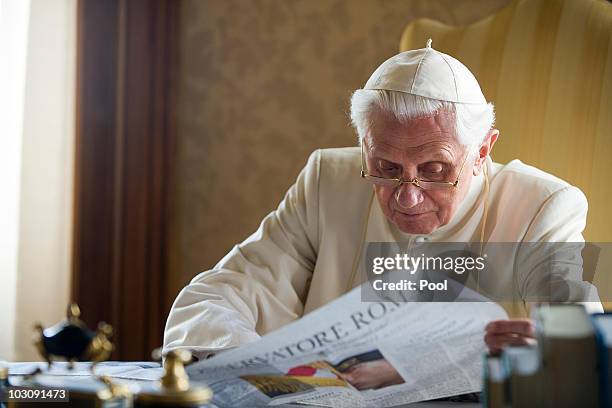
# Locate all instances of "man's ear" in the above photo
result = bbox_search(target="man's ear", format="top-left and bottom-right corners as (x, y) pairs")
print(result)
(473, 129), (499, 176)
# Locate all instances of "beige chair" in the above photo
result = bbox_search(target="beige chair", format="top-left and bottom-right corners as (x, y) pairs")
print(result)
(399, 0), (612, 309)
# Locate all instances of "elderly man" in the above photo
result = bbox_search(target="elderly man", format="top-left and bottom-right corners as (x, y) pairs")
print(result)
(163, 41), (599, 363)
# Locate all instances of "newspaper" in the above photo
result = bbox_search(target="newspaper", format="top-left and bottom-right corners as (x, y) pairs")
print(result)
(187, 286), (507, 408)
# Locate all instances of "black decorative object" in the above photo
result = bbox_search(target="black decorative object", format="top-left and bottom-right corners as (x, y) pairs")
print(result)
(34, 304), (113, 368)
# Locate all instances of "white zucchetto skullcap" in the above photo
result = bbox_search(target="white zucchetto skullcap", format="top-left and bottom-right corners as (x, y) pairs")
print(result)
(364, 39), (487, 104)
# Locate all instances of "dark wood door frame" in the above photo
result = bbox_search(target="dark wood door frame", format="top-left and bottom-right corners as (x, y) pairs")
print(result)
(73, 0), (180, 360)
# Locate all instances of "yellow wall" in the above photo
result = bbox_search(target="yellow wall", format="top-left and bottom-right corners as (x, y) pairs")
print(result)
(400, 0), (612, 242)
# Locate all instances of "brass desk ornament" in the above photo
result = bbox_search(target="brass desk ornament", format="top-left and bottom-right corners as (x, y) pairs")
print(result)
(134, 350), (212, 407)
(8, 303), (133, 408)
(34, 303), (113, 368)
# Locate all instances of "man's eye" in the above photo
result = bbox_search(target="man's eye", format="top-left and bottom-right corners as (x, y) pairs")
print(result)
(422, 163), (444, 174)
(420, 163), (446, 178)
(377, 160), (399, 174)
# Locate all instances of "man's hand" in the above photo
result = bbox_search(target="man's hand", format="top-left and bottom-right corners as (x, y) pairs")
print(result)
(340, 360), (404, 390)
(484, 319), (536, 354)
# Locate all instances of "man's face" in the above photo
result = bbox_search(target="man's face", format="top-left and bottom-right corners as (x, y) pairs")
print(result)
(363, 110), (475, 235)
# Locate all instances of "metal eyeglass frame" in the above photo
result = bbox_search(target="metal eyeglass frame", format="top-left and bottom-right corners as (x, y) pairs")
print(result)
(359, 143), (470, 190)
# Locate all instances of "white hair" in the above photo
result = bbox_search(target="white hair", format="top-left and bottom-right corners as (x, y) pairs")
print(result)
(350, 90), (495, 149)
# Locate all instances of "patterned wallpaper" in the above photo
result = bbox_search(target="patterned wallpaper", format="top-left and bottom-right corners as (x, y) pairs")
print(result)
(172, 0), (512, 293)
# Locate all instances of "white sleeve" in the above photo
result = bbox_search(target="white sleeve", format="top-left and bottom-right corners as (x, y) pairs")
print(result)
(519, 186), (603, 313)
(163, 150), (321, 357)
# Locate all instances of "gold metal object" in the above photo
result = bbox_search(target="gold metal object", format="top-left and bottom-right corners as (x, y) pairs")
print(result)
(86, 322), (114, 364)
(136, 350), (212, 406)
(97, 375), (134, 406)
(160, 349), (191, 392)
(17, 304), (130, 407)
(360, 142), (469, 190)
(33, 303), (114, 368)
(68, 303), (81, 321)
(33, 323), (51, 366)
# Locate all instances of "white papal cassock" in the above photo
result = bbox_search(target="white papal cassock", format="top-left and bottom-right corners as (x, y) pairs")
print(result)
(163, 147), (601, 359)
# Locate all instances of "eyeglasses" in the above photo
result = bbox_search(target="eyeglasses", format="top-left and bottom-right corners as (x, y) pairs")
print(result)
(360, 143), (470, 190)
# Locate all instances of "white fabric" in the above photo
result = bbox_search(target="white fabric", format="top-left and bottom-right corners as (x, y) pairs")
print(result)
(364, 40), (487, 104)
(163, 148), (599, 359)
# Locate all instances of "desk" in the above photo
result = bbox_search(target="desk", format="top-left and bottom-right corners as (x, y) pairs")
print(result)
(4, 362), (479, 407)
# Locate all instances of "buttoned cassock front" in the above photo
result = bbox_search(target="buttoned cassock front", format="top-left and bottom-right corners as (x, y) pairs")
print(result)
(163, 147), (597, 359)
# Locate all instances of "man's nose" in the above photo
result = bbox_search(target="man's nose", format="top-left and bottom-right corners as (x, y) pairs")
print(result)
(394, 182), (424, 209)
